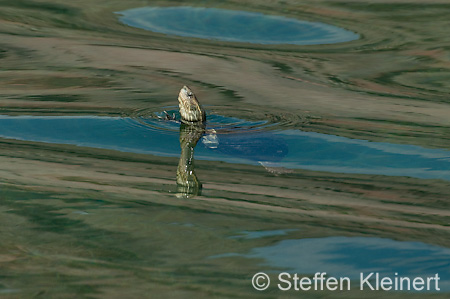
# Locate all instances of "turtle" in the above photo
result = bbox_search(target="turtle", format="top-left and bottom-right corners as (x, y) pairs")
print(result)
(175, 86), (206, 198)
(177, 85), (206, 123)
(175, 85), (290, 198)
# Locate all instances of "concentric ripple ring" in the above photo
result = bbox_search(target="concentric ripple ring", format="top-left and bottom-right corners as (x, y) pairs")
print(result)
(124, 106), (307, 134)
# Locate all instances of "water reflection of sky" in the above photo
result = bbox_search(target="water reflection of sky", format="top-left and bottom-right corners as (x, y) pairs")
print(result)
(229, 229), (298, 240)
(117, 6), (359, 45)
(0, 115), (449, 181)
(216, 235), (450, 291)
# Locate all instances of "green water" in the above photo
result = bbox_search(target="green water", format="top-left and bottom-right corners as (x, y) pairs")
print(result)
(1, 1), (450, 298)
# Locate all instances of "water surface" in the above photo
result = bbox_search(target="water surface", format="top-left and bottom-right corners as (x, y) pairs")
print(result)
(117, 6), (359, 45)
(213, 236), (450, 291)
(0, 113), (449, 180)
(1, 0), (450, 297)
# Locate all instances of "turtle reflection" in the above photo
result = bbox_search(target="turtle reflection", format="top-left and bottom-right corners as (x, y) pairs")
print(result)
(176, 123), (205, 198)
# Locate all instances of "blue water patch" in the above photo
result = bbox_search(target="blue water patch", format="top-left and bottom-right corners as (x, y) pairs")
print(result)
(275, 130), (450, 180)
(116, 6), (359, 45)
(0, 114), (449, 181)
(213, 236), (450, 291)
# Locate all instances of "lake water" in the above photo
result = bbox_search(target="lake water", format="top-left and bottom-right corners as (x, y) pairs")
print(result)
(0, 113), (449, 180)
(1, 1), (449, 298)
(117, 7), (359, 45)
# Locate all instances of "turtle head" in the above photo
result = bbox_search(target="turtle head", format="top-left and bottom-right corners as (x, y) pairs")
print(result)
(178, 85), (206, 123)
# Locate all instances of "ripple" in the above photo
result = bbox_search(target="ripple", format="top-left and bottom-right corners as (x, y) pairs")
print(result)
(116, 6), (359, 45)
(392, 69), (450, 94)
(124, 106), (181, 133)
(124, 105), (306, 134)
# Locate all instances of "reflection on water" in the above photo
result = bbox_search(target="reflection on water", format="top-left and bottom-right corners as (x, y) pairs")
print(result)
(0, 114), (449, 180)
(2, 0), (450, 296)
(212, 236), (450, 291)
(117, 6), (359, 45)
(176, 123), (204, 198)
(1, 180), (449, 296)
(230, 229), (298, 240)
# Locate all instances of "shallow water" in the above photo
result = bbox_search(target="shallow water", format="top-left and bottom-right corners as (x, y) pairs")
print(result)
(1, 1), (450, 298)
